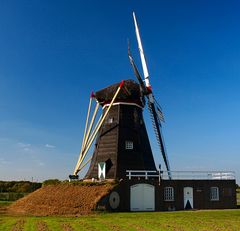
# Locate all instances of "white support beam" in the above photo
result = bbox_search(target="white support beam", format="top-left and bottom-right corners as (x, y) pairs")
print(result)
(74, 81), (124, 175)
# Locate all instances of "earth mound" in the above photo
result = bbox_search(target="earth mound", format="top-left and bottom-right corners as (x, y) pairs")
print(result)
(8, 183), (114, 216)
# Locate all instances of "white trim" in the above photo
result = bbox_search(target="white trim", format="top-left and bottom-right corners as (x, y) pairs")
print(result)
(102, 102), (143, 109)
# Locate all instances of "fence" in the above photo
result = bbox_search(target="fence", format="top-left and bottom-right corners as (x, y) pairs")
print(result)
(126, 170), (235, 180)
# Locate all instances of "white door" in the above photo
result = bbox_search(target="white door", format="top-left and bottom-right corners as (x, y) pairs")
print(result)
(130, 184), (155, 211)
(184, 187), (193, 209)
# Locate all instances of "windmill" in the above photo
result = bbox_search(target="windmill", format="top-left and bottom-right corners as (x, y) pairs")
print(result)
(67, 13), (238, 213)
(70, 12), (171, 180)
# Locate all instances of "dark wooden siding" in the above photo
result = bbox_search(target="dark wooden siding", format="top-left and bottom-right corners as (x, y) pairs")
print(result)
(160, 180), (237, 210)
(117, 105), (156, 179)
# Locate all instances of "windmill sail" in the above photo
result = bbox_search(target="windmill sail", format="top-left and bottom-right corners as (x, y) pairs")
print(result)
(133, 12), (150, 89)
(132, 12), (171, 178)
(154, 98), (165, 122)
(148, 101), (171, 175)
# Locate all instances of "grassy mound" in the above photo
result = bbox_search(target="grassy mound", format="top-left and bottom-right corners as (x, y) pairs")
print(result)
(8, 183), (114, 216)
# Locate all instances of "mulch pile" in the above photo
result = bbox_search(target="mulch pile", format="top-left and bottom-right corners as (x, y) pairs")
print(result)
(8, 184), (113, 216)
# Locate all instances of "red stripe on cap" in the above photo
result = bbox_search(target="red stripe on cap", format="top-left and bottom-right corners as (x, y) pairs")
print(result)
(119, 80), (124, 88)
(90, 91), (95, 98)
(146, 86), (152, 93)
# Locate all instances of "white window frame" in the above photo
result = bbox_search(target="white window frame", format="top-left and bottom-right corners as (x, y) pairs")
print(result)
(125, 141), (133, 150)
(164, 187), (174, 201)
(210, 187), (219, 201)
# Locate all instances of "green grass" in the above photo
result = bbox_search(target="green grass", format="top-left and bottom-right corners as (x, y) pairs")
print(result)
(0, 201), (13, 206)
(0, 210), (240, 231)
(0, 217), (18, 231)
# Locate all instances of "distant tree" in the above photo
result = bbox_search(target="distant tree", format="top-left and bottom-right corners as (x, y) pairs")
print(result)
(42, 179), (61, 186)
(17, 182), (32, 193)
(0, 181), (41, 193)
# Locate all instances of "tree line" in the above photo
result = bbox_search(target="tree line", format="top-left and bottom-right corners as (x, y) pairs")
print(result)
(0, 181), (42, 193)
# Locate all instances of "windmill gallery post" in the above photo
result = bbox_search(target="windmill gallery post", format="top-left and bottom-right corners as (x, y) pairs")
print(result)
(69, 13), (236, 211)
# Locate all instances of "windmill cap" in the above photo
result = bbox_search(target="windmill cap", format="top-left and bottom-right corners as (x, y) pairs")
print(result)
(95, 79), (143, 107)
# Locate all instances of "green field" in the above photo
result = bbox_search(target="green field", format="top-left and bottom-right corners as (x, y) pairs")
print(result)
(0, 210), (240, 231)
(0, 201), (12, 206)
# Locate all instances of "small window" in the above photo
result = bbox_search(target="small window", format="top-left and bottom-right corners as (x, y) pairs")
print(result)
(210, 187), (219, 201)
(125, 141), (133, 150)
(164, 187), (174, 201)
(107, 117), (114, 124)
(106, 116), (114, 124)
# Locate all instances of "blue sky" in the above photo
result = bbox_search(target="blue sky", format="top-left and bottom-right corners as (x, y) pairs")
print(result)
(0, 0), (239, 182)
